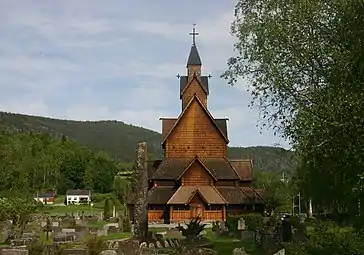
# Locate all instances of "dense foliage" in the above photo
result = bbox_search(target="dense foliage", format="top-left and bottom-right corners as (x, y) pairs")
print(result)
(253, 171), (295, 214)
(223, 0), (364, 225)
(0, 127), (119, 195)
(0, 111), (293, 173)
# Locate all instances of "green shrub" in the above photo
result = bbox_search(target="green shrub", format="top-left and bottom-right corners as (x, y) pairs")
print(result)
(284, 220), (364, 255)
(177, 217), (206, 242)
(83, 234), (107, 255)
(91, 193), (110, 203)
(243, 213), (265, 232)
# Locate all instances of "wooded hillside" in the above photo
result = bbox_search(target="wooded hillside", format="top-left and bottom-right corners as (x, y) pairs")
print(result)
(0, 111), (294, 172)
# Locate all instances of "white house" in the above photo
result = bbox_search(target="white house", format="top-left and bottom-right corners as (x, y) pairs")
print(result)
(34, 192), (55, 204)
(66, 189), (91, 205)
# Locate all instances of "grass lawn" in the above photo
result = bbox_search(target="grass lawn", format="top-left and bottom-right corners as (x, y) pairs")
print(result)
(205, 229), (262, 255)
(102, 232), (132, 240)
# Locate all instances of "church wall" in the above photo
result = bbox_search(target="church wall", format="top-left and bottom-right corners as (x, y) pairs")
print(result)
(182, 78), (207, 109)
(165, 100), (227, 158)
(182, 161), (213, 186)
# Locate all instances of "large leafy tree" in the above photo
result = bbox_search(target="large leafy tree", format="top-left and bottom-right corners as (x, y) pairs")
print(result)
(222, 0), (364, 219)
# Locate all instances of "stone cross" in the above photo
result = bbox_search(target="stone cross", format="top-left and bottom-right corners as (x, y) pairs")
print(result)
(133, 142), (148, 238)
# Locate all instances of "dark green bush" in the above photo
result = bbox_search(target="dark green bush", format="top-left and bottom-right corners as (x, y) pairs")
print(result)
(284, 220), (364, 255)
(177, 217), (206, 242)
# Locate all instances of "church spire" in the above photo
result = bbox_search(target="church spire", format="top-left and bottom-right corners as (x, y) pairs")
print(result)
(187, 24), (202, 67)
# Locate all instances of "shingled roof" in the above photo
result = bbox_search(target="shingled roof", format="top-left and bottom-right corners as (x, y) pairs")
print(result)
(216, 187), (264, 205)
(152, 157), (240, 180)
(128, 186), (176, 204)
(187, 45), (202, 66)
(167, 186), (227, 205)
(160, 117), (228, 141)
(179, 75), (209, 98)
(229, 159), (253, 181)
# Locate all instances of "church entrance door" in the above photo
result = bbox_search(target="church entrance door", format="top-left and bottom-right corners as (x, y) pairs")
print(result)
(190, 204), (204, 219)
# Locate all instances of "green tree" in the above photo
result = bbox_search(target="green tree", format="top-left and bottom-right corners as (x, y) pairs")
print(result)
(253, 171), (292, 214)
(223, 0), (364, 223)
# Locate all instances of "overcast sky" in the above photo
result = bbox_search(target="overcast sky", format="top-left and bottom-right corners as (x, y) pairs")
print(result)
(0, 0), (289, 148)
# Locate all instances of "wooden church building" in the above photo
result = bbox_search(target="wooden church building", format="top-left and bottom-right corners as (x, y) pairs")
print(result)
(128, 26), (264, 223)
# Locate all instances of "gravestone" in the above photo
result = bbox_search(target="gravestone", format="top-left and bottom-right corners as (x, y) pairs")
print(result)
(273, 249), (285, 255)
(100, 250), (117, 255)
(52, 222), (60, 227)
(238, 218), (246, 231)
(107, 226), (118, 234)
(233, 247), (249, 255)
(282, 216), (292, 242)
(1, 249), (29, 255)
(62, 248), (88, 255)
(97, 229), (107, 237)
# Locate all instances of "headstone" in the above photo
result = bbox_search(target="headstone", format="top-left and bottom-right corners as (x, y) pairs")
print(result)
(62, 228), (76, 233)
(62, 248), (88, 255)
(1, 249), (29, 255)
(164, 240), (170, 248)
(233, 247), (249, 255)
(139, 242), (147, 249)
(100, 250), (117, 255)
(282, 217), (292, 242)
(155, 241), (162, 248)
(273, 249), (285, 255)
(148, 243), (155, 249)
(238, 218), (246, 231)
(52, 222), (60, 227)
(107, 226), (118, 234)
(97, 229), (107, 237)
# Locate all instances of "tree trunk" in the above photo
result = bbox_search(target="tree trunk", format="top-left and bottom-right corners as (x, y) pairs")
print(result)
(133, 142), (148, 238)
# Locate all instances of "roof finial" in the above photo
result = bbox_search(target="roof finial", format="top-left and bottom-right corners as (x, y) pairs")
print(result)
(189, 24), (199, 46)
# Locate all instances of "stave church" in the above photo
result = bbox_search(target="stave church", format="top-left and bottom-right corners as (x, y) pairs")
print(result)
(128, 26), (264, 223)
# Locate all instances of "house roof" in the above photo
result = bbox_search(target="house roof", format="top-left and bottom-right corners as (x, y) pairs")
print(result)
(66, 189), (91, 196)
(160, 117), (228, 141)
(151, 157), (240, 180)
(161, 95), (229, 145)
(34, 193), (54, 198)
(167, 186), (227, 205)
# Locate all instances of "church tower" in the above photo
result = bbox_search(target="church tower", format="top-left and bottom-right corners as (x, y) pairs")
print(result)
(180, 24), (209, 110)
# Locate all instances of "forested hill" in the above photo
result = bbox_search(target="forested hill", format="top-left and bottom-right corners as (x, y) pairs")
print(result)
(0, 111), (294, 172)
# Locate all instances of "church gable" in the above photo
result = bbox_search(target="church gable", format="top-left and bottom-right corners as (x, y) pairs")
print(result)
(181, 76), (208, 109)
(179, 158), (216, 186)
(164, 96), (228, 158)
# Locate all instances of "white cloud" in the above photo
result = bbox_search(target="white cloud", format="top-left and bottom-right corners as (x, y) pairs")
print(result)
(0, 97), (49, 117)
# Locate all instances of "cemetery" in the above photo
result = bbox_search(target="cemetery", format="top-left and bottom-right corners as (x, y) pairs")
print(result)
(0, 208), (315, 255)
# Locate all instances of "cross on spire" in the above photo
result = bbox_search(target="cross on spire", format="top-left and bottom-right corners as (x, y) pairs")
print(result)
(189, 24), (199, 46)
